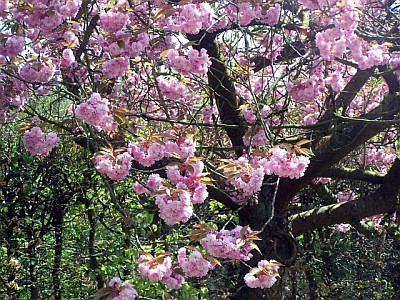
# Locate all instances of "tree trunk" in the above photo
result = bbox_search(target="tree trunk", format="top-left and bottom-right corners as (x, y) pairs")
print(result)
(233, 179), (297, 300)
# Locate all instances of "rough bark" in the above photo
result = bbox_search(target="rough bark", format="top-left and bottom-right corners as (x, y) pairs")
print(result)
(290, 158), (400, 236)
(275, 92), (400, 212)
(189, 32), (246, 156)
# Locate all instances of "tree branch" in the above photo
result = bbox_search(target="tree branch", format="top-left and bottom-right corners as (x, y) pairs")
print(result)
(320, 167), (385, 184)
(189, 32), (246, 157)
(290, 158), (400, 236)
(275, 92), (400, 212)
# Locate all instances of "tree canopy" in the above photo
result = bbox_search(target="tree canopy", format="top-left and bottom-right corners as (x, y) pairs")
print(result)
(0, 0), (400, 299)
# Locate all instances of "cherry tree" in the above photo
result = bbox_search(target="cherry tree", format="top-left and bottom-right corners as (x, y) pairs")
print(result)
(1, 0), (399, 299)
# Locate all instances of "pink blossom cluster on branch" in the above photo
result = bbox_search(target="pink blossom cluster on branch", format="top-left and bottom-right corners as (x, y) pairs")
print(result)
(200, 226), (256, 261)
(95, 152), (133, 181)
(244, 260), (281, 289)
(166, 49), (212, 75)
(138, 253), (185, 289)
(23, 126), (60, 158)
(74, 93), (118, 132)
(105, 277), (138, 300)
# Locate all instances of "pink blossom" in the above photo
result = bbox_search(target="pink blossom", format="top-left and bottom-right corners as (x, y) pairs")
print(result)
(202, 105), (219, 124)
(157, 76), (187, 100)
(60, 48), (76, 69)
(23, 127), (59, 158)
(20, 61), (55, 83)
(335, 223), (351, 233)
(259, 147), (310, 179)
(155, 186), (193, 225)
(128, 141), (165, 167)
(287, 77), (324, 103)
(164, 139), (195, 160)
(95, 152), (132, 181)
(0, 0), (9, 18)
(167, 48), (211, 75)
(1, 36), (25, 57)
(241, 107), (257, 124)
(166, 160), (208, 204)
(102, 57), (130, 79)
(129, 33), (150, 57)
(138, 255), (172, 282)
(244, 260), (280, 289)
(167, 3), (215, 34)
(107, 279), (138, 300)
(147, 174), (164, 191)
(109, 277), (122, 288)
(100, 11), (128, 32)
(224, 157), (264, 197)
(257, 3), (281, 25)
(58, 0), (81, 17)
(243, 127), (269, 146)
(178, 248), (213, 278)
(74, 93), (118, 131)
(200, 226), (255, 261)
(133, 182), (149, 195)
(162, 271), (185, 289)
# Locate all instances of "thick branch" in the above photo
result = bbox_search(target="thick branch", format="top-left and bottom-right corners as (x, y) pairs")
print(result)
(251, 41), (306, 73)
(320, 167), (385, 184)
(75, 14), (100, 62)
(290, 158), (400, 236)
(318, 68), (373, 123)
(275, 92), (400, 212)
(189, 32), (246, 156)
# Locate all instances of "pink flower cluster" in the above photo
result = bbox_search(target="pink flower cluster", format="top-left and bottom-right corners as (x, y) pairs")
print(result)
(138, 255), (172, 282)
(128, 141), (165, 167)
(23, 126), (59, 158)
(200, 226), (255, 261)
(260, 147), (311, 179)
(243, 126), (269, 146)
(74, 93), (118, 131)
(95, 152), (132, 181)
(157, 76), (188, 100)
(361, 147), (396, 171)
(20, 61), (55, 83)
(128, 134), (196, 168)
(225, 2), (281, 26)
(102, 57), (130, 79)
(13, 0), (80, 33)
(223, 147), (310, 198)
(335, 223), (351, 233)
(244, 260), (280, 289)
(107, 277), (138, 300)
(178, 247), (214, 277)
(389, 51), (400, 77)
(202, 105), (219, 124)
(60, 49), (76, 69)
(155, 183), (193, 225)
(0, 0), (9, 18)
(166, 160), (209, 204)
(0, 36), (25, 58)
(287, 77), (324, 102)
(134, 159), (207, 225)
(138, 254), (184, 289)
(167, 3), (214, 34)
(167, 49), (211, 75)
(100, 10), (128, 32)
(225, 157), (265, 197)
(315, 3), (390, 69)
